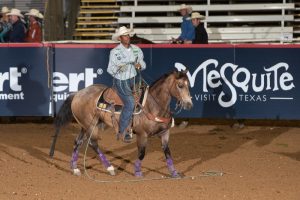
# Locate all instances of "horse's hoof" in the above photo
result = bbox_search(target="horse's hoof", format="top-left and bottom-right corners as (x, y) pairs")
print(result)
(171, 171), (181, 178)
(135, 171), (143, 177)
(73, 168), (81, 176)
(107, 165), (115, 176)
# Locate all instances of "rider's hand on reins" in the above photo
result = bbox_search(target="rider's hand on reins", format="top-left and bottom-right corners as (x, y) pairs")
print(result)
(135, 63), (141, 70)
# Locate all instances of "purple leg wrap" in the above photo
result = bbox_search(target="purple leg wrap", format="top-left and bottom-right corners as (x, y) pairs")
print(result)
(166, 158), (178, 177)
(134, 159), (143, 177)
(70, 149), (79, 169)
(97, 149), (110, 168)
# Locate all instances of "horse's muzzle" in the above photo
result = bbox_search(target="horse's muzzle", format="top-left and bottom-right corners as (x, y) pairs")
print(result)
(183, 101), (193, 110)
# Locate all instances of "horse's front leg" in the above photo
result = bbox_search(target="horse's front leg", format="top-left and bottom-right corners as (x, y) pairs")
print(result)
(134, 133), (148, 177)
(161, 130), (180, 178)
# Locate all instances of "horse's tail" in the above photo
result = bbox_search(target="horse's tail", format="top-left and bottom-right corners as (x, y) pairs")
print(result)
(49, 93), (75, 157)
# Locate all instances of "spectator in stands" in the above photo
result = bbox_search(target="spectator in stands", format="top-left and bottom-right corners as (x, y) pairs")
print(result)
(6, 8), (26, 42)
(191, 12), (208, 44)
(25, 9), (43, 42)
(172, 4), (194, 44)
(107, 26), (146, 143)
(0, 6), (12, 42)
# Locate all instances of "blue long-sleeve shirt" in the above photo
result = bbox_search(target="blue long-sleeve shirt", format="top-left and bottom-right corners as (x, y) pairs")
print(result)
(107, 43), (146, 80)
(178, 16), (195, 41)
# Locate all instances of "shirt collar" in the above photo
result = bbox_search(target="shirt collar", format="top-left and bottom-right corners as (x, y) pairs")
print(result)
(119, 43), (132, 51)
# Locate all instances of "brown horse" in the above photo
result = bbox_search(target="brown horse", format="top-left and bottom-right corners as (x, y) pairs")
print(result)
(49, 70), (193, 178)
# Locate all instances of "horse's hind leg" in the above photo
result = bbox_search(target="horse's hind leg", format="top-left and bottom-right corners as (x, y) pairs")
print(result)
(161, 130), (180, 178)
(88, 138), (115, 176)
(70, 129), (85, 176)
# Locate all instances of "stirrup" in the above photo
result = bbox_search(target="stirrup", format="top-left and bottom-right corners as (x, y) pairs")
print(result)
(123, 133), (132, 143)
(116, 132), (132, 143)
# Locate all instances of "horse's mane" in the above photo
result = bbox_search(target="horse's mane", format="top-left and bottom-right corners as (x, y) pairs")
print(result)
(149, 72), (173, 89)
(150, 70), (188, 88)
(149, 70), (188, 94)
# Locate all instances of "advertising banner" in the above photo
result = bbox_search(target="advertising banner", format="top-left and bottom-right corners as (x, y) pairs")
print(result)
(0, 44), (50, 116)
(52, 44), (113, 113)
(0, 43), (299, 119)
(147, 45), (300, 120)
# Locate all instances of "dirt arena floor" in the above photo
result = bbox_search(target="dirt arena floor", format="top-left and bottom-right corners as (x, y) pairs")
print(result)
(0, 121), (300, 200)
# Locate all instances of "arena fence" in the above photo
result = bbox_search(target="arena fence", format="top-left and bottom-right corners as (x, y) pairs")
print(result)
(0, 42), (299, 120)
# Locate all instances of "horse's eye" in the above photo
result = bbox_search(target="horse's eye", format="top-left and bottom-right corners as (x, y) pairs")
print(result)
(177, 83), (184, 89)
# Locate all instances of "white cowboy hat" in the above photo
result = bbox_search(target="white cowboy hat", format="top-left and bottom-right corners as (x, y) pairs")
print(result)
(178, 4), (192, 14)
(191, 12), (205, 20)
(112, 26), (133, 41)
(6, 8), (24, 18)
(1, 6), (10, 14)
(25, 8), (44, 19)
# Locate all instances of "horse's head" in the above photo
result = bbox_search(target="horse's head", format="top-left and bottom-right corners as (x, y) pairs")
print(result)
(170, 70), (193, 110)
(130, 34), (154, 44)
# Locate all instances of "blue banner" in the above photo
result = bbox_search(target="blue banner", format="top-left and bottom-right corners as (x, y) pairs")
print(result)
(0, 43), (299, 119)
(52, 45), (112, 112)
(0, 44), (50, 116)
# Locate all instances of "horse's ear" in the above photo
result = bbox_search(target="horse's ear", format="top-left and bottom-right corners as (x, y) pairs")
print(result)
(175, 70), (181, 78)
(175, 69), (187, 79)
(182, 68), (188, 74)
(175, 68), (189, 77)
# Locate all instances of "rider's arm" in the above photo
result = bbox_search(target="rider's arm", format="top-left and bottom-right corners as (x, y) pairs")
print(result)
(136, 48), (146, 70)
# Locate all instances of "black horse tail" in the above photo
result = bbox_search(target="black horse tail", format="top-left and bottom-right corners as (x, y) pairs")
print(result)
(49, 93), (75, 157)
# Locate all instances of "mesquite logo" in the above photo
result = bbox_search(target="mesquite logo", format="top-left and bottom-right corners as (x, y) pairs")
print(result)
(175, 59), (295, 108)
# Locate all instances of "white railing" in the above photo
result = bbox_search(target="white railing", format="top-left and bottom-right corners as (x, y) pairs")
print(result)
(117, 2), (296, 43)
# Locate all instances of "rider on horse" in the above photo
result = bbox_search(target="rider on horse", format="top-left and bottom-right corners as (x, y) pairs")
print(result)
(107, 26), (146, 143)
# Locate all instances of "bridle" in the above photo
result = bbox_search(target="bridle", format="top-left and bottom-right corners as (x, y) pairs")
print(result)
(139, 73), (190, 124)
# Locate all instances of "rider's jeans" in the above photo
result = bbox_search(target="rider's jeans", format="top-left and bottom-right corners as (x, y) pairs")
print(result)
(114, 77), (136, 134)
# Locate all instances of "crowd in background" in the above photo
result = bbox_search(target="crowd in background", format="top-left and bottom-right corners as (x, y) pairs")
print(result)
(172, 4), (208, 45)
(0, 4), (207, 44)
(0, 6), (43, 43)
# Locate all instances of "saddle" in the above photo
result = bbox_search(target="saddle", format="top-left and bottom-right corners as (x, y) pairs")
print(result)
(97, 86), (148, 113)
(102, 88), (123, 105)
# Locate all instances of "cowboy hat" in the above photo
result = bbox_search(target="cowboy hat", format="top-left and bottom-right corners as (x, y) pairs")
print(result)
(6, 8), (24, 18)
(178, 4), (192, 14)
(1, 6), (10, 14)
(25, 8), (44, 19)
(112, 26), (133, 41)
(191, 12), (205, 20)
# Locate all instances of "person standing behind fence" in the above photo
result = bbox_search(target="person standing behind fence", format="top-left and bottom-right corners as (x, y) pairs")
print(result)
(0, 6), (12, 42)
(172, 4), (194, 44)
(191, 12), (208, 44)
(6, 8), (26, 42)
(25, 9), (43, 42)
(107, 26), (146, 143)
